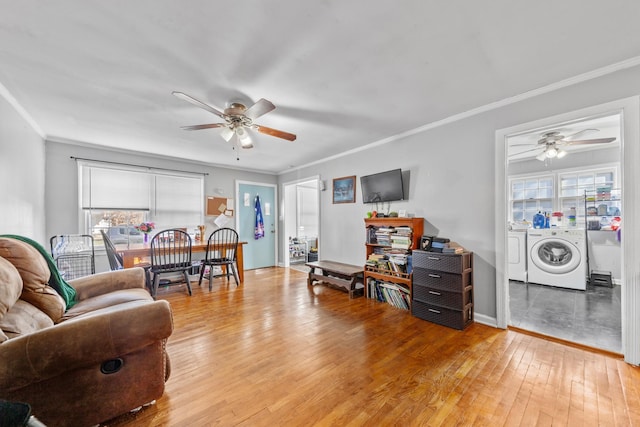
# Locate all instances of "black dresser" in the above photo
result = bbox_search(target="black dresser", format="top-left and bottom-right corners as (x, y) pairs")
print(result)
(411, 250), (474, 330)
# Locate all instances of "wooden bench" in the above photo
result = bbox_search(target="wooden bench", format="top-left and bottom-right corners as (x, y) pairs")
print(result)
(306, 260), (364, 298)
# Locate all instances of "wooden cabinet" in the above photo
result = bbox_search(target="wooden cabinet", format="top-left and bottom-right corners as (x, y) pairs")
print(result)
(363, 217), (424, 309)
(411, 250), (474, 330)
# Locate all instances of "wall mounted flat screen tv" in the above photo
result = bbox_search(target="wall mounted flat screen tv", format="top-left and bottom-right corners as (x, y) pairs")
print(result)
(360, 168), (405, 203)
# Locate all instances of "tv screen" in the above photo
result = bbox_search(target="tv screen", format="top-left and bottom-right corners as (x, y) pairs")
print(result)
(360, 169), (404, 203)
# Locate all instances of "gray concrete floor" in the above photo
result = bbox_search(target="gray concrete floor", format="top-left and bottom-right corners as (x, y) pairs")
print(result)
(509, 280), (622, 353)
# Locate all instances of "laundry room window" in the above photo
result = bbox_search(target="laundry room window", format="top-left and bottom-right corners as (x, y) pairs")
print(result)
(558, 167), (618, 219)
(509, 175), (554, 222)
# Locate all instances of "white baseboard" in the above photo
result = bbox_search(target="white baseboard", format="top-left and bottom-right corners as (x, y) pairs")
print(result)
(474, 313), (499, 328)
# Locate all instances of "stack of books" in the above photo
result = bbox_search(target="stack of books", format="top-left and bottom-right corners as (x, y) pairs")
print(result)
(443, 242), (464, 254)
(390, 234), (411, 250)
(374, 227), (395, 246)
(428, 236), (465, 254)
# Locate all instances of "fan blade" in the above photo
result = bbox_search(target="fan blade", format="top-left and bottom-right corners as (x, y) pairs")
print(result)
(564, 137), (616, 146)
(244, 98), (276, 120)
(255, 125), (296, 141)
(509, 146), (545, 157)
(172, 91), (226, 119)
(563, 128), (598, 140)
(180, 123), (226, 131)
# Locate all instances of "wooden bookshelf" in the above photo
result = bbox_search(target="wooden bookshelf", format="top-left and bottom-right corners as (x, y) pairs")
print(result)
(363, 217), (424, 309)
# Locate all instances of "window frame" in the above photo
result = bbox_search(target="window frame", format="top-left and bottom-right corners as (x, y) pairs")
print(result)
(557, 164), (619, 222)
(508, 173), (555, 223)
(508, 164), (619, 225)
(77, 161), (205, 247)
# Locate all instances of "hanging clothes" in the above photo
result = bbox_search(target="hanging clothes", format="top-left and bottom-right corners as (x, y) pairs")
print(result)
(254, 195), (265, 240)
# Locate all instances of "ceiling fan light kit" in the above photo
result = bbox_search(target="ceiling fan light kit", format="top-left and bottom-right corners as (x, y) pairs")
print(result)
(172, 91), (296, 158)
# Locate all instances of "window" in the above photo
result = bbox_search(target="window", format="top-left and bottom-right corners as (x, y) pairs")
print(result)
(509, 166), (618, 224)
(79, 162), (204, 245)
(509, 175), (554, 222)
(559, 167), (617, 220)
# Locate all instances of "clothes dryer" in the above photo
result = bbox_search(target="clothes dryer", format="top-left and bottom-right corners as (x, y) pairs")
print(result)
(508, 230), (527, 282)
(527, 228), (587, 290)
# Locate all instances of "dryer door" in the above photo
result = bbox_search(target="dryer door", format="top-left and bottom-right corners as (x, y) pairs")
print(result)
(530, 238), (581, 274)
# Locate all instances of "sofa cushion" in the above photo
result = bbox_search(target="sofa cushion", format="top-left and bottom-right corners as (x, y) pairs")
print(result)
(0, 238), (66, 322)
(0, 257), (23, 319)
(60, 288), (152, 322)
(0, 300), (54, 341)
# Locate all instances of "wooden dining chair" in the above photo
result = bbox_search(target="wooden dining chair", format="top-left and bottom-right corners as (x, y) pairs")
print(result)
(100, 229), (124, 271)
(149, 228), (193, 298)
(198, 227), (240, 290)
(101, 229), (154, 290)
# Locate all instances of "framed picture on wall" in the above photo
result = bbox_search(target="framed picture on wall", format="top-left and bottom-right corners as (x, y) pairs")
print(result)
(332, 176), (356, 204)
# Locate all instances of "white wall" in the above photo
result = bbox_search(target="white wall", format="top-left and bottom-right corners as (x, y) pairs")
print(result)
(278, 63), (640, 322)
(0, 95), (46, 243)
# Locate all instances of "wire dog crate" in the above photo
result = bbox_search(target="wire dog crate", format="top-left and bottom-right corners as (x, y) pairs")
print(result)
(49, 234), (95, 280)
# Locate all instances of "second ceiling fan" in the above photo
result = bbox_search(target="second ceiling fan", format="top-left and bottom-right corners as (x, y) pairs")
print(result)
(512, 129), (616, 161)
(173, 91), (296, 149)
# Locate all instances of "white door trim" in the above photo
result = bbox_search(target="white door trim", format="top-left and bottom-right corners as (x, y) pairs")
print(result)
(281, 175), (321, 267)
(494, 96), (640, 365)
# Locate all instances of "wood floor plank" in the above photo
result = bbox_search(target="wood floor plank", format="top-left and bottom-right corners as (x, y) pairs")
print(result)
(102, 267), (640, 426)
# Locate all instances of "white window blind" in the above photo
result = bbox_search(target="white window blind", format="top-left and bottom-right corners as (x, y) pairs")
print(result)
(154, 174), (203, 228)
(81, 166), (150, 210)
(79, 162), (204, 232)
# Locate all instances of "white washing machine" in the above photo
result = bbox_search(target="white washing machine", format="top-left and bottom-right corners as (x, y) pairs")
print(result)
(527, 228), (587, 290)
(508, 230), (527, 282)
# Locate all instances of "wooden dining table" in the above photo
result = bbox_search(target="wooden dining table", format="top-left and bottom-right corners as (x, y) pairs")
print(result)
(117, 241), (247, 282)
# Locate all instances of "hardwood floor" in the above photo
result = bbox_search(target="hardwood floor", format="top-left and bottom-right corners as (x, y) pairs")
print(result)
(104, 267), (640, 426)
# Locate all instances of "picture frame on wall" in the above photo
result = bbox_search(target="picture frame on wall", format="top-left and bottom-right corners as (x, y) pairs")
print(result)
(332, 175), (356, 204)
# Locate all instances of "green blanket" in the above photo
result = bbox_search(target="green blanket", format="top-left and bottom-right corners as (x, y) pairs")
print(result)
(0, 235), (77, 309)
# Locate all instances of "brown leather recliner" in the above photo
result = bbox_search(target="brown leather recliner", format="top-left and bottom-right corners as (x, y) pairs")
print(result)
(0, 237), (174, 427)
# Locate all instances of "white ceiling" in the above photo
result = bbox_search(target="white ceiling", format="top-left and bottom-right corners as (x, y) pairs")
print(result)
(1, 1), (640, 173)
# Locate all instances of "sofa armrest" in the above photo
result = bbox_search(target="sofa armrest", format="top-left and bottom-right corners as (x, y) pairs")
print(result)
(70, 268), (146, 301)
(0, 299), (172, 391)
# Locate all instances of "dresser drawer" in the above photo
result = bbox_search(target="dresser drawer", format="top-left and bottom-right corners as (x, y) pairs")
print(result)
(412, 300), (473, 330)
(413, 267), (471, 291)
(413, 284), (471, 308)
(413, 250), (472, 273)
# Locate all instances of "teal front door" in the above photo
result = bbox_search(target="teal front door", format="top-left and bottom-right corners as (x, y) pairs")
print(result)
(237, 182), (276, 270)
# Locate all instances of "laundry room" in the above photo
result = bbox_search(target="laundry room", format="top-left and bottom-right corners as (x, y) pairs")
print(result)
(504, 112), (622, 353)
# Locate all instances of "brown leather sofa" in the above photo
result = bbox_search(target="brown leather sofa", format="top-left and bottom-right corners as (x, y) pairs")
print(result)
(0, 237), (174, 427)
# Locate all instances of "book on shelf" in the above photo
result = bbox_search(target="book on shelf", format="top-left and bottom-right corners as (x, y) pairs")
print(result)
(390, 235), (411, 249)
(394, 226), (412, 236)
(367, 279), (410, 310)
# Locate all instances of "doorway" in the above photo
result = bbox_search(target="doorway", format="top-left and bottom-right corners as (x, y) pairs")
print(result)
(236, 181), (277, 270)
(505, 113), (622, 353)
(283, 177), (320, 270)
(495, 97), (640, 365)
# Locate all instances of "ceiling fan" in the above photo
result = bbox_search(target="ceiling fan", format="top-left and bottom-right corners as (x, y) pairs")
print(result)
(172, 91), (296, 149)
(510, 129), (616, 161)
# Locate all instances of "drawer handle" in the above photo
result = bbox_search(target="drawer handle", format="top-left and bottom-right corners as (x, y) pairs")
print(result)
(428, 308), (441, 314)
(427, 256), (441, 260)
(428, 291), (441, 296)
(428, 274), (441, 278)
